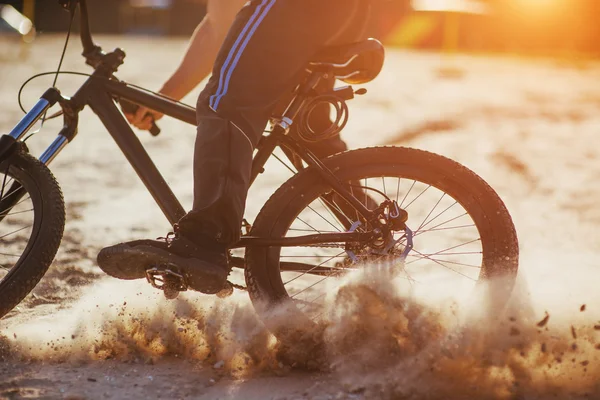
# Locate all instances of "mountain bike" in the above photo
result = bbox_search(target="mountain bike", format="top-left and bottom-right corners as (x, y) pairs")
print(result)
(0, 0), (518, 329)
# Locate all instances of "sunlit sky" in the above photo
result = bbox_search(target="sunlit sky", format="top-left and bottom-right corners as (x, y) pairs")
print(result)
(412, 0), (568, 17)
(411, 0), (489, 13)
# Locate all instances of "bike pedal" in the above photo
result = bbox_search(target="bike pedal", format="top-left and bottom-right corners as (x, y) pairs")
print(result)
(216, 281), (234, 298)
(145, 266), (188, 300)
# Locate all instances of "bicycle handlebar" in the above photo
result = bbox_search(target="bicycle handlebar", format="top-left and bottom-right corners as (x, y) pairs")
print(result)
(78, 0), (98, 56)
(58, 0), (161, 135)
(58, 0), (101, 62)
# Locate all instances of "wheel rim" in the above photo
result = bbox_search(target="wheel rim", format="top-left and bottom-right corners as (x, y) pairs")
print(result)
(274, 170), (486, 320)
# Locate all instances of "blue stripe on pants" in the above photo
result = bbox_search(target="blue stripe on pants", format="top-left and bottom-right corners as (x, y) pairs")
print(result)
(210, 0), (277, 111)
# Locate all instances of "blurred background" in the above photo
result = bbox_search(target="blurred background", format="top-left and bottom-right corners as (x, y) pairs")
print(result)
(1, 0), (599, 57)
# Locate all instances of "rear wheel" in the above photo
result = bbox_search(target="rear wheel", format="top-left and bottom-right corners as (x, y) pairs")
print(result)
(0, 148), (65, 319)
(245, 147), (518, 332)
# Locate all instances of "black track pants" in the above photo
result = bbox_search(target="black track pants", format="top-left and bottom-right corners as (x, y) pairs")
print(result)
(178, 0), (369, 246)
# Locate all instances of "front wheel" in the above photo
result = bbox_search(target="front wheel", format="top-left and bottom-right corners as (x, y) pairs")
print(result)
(0, 148), (65, 319)
(245, 147), (518, 331)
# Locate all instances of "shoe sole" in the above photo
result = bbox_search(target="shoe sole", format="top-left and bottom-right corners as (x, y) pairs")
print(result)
(97, 244), (228, 294)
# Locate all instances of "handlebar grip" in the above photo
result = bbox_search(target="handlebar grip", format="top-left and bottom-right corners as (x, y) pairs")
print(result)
(149, 123), (161, 136)
(78, 0), (97, 55)
(118, 98), (161, 136)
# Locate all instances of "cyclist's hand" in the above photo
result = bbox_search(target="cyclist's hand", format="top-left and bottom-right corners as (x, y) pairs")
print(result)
(125, 106), (164, 131)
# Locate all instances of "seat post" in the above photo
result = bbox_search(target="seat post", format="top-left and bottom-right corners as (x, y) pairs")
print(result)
(277, 71), (327, 133)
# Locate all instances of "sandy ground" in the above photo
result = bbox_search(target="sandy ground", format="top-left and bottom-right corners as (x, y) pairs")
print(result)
(0, 34), (599, 399)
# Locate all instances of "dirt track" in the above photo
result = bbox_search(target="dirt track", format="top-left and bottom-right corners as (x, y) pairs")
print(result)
(1, 35), (600, 399)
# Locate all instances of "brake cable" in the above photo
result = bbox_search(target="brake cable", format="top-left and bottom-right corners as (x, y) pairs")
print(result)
(20, 5), (76, 142)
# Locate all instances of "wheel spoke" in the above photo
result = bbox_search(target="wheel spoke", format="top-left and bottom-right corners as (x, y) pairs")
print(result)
(317, 198), (346, 231)
(283, 250), (346, 285)
(425, 238), (482, 257)
(433, 251), (482, 256)
(406, 255), (481, 269)
(417, 192), (446, 232)
(1, 208), (33, 218)
(294, 297), (323, 309)
(0, 166), (10, 200)
(272, 152), (298, 175)
(14, 195), (32, 208)
(409, 248), (477, 280)
(317, 194), (355, 230)
(0, 224), (32, 240)
(415, 201), (459, 232)
(399, 180), (416, 208)
(414, 212), (468, 237)
(282, 265), (349, 276)
(403, 184), (431, 210)
(417, 224), (475, 233)
(290, 268), (339, 299)
(281, 254), (345, 259)
(0, 186), (26, 205)
(0, 252), (23, 257)
(306, 204), (342, 232)
(288, 228), (337, 233)
(294, 216), (324, 234)
(296, 292), (326, 311)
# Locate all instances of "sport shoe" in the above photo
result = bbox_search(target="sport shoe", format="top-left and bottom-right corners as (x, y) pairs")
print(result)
(97, 225), (230, 294)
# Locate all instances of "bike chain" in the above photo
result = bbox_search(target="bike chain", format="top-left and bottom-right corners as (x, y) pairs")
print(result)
(230, 282), (248, 291)
(228, 243), (348, 293)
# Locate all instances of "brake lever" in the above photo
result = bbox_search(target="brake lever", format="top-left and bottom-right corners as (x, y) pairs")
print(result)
(118, 98), (161, 136)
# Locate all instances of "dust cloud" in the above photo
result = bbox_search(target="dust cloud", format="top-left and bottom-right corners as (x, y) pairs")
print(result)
(3, 262), (600, 399)
(2, 280), (277, 377)
(322, 268), (600, 400)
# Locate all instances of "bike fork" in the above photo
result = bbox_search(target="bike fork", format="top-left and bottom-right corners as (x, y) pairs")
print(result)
(4, 88), (70, 165)
(8, 89), (59, 141)
(0, 88), (71, 223)
(39, 133), (69, 165)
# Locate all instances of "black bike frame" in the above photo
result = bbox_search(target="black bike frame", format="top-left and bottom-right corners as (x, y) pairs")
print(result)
(4, 0), (376, 250)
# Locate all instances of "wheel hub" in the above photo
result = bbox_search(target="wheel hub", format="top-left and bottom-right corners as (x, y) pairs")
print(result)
(344, 199), (413, 265)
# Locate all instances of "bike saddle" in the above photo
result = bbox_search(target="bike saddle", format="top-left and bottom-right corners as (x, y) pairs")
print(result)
(308, 38), (385, 85)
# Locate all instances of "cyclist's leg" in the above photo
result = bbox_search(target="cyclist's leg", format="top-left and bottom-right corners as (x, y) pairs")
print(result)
(97, 0), (371, 293)
(178, 0), (371, 247)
